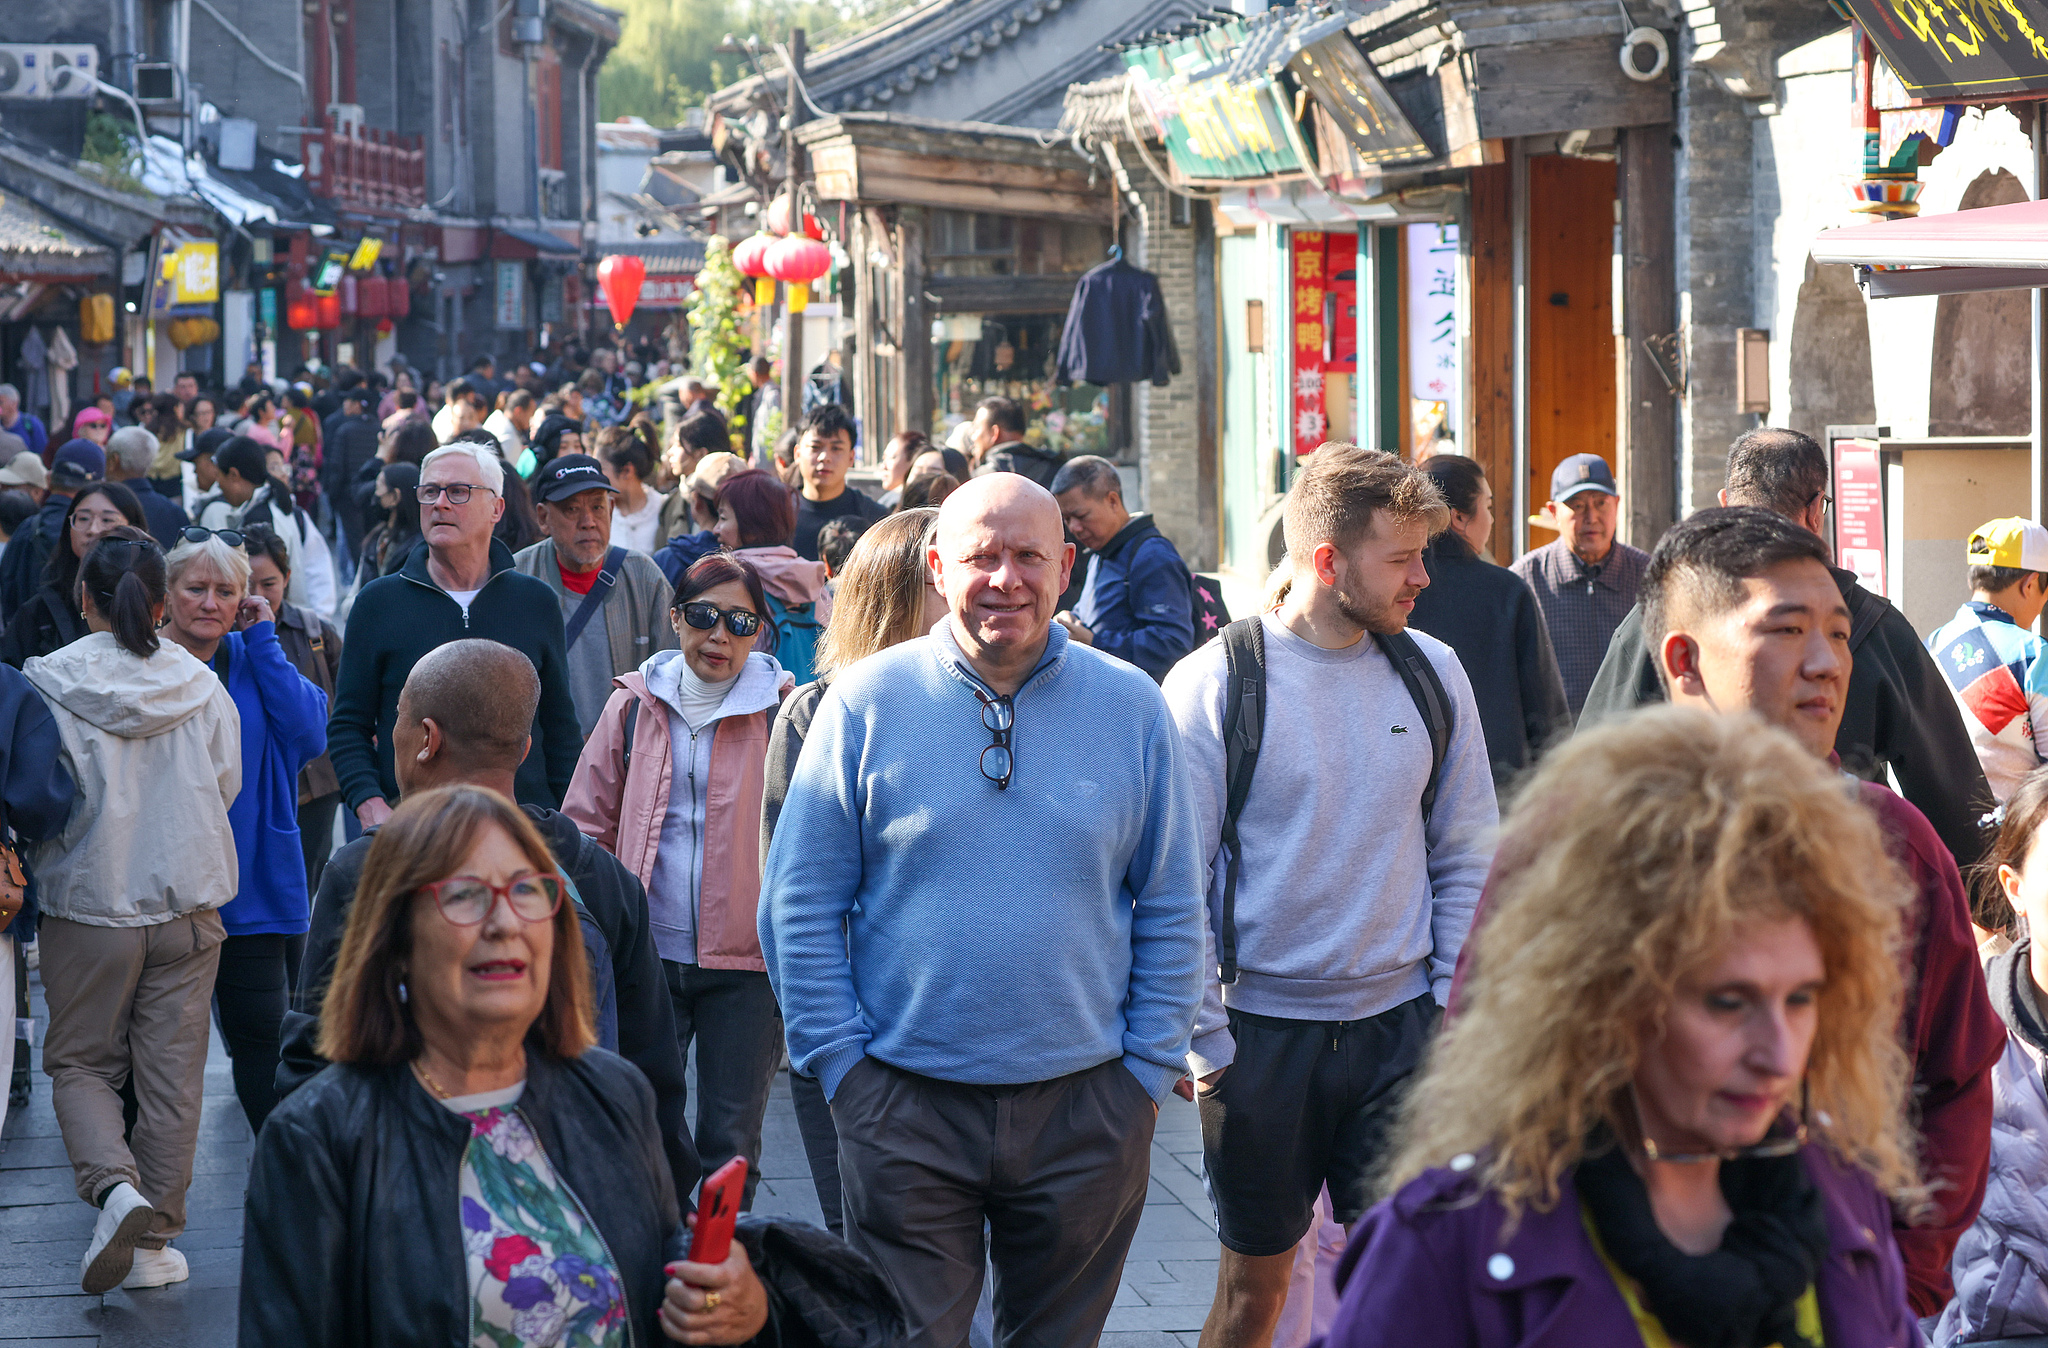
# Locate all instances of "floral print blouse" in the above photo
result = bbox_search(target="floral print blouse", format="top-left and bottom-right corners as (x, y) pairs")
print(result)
(440, 1083), (630, 1348)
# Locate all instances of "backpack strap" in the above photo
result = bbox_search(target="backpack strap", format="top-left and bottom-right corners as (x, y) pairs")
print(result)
(1846, 584), (1887, 654)
(1216, 617), (1266, 986)
(563, 546), (628, 650)
(1373, 630), (1453, 826)
(620, 696), (642, 777)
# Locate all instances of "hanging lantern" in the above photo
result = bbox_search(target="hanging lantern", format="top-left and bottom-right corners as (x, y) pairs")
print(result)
(766, 194), (823, 240)
(286, 279), (317, 330)
(597, 254), (647, 330)
(388, 271), (411, 321)
(732, 232), (775, 277)
(315, 292), (342, 328)
(765, 235), (832, 313)
(357, 274), (389, 320)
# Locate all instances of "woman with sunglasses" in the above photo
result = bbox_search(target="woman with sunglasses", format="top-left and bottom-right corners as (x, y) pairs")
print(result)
(157, 529), (328, 1137)
(0, 481), (146, 668)
(566, 553), (791, 1208)
(241, 785), (775, 1346)
(1319, 708), (1922, 1348)
(23, 528), (241, 1293)
(711, 469), (832, 685)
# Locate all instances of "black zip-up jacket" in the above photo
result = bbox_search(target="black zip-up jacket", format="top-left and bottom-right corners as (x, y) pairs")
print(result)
(242, 1047), (688, 1347)
(972, 441), (1064, 490)
(1408, 531), (1572, 797)
(275, 805), (700, 1208)
(1579, 566), (1994, 866)
(327, 536), (581, 810)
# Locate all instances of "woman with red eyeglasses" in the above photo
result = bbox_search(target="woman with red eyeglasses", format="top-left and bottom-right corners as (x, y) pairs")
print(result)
(239, 784), (776, 1345)
(565, 552), (791, 1214)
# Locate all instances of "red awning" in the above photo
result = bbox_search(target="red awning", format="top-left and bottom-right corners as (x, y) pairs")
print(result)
(1811, 200), (2048, 299)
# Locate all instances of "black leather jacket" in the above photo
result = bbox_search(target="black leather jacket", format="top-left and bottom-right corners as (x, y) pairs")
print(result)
(242, 1046), (686, 1347)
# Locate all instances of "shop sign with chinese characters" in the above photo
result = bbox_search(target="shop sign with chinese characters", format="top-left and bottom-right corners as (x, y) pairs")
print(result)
(1293, 231), (1329, 455)
(1841, 0), (2048, 99)
(1833, 438), (1886, 594)
(1406, 222), (1458, 441)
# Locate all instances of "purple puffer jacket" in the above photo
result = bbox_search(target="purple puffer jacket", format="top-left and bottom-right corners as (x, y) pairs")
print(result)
(1314, 1145), (1922, 1348)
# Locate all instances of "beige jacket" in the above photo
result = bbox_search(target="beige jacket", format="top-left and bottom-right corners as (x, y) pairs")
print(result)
(25, 633), (241, 926)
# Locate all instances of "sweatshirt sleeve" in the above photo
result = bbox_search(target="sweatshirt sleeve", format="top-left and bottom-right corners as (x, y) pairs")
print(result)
(1115, 698), (1207, 1102)
(327, 590), (388, 810)
(1419, 643), (1498, 1004)
(1160, 643), (1234, 1078)
(0, 669), (74, 841)
(241, 622), (331, 769)
(757, 687), (871, 1098)
(1090, 539), (1196, 683)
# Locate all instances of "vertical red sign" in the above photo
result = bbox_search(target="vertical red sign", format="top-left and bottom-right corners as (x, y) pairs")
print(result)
(1833, 438), (1885, 595)
(1292, 231), (1328, 456)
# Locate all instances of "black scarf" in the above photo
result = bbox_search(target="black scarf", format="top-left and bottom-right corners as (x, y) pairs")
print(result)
(1575, 1143), (1831, 1348)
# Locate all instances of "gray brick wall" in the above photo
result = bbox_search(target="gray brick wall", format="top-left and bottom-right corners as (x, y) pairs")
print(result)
(1132, 182), (1209, 567)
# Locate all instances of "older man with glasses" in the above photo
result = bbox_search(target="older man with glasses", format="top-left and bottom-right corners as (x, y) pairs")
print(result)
(760, 472), (1206, 1348)
(327, 442), (581, 827)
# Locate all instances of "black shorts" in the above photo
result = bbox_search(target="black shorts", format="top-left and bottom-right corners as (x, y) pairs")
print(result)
(1197, 994), (1439, 1257)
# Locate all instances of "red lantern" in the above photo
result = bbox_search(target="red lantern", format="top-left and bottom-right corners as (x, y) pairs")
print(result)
(765, 235), (832, 314)
(597, 254), (647, 330)
(357, 274), (389, 320)
(732, 233), (775, 278)
(388, 272), (411, 321)
(284, 279), (315, 330)
(765, 235), (832, 284)
(766, 195), (823, 239)
(315, 292), (341, 328)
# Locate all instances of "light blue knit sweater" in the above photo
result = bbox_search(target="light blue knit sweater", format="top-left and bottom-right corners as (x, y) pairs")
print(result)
(758, 620), (1206, 1103)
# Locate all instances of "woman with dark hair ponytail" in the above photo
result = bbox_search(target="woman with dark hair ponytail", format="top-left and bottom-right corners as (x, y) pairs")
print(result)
(22, 525), (242, 1294)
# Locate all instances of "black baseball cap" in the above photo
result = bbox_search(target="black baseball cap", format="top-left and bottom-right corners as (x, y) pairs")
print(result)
(179, 427), (235, 462)
(534, 453), (618, 505)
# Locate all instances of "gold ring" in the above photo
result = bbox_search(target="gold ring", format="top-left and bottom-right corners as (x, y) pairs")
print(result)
(703, 1292), (721, 1311)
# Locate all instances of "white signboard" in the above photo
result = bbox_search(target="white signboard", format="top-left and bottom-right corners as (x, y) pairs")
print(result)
(1405, 222), (1459, 425)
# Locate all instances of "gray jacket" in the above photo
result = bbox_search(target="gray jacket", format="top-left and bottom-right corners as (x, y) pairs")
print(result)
(512, 537), (678, 681)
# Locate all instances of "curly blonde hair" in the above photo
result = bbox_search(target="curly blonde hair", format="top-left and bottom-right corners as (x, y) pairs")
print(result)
(1386, 705), (1920, 1215)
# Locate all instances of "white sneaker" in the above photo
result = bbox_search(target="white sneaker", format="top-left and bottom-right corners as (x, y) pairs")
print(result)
(79, 1182), (156, 1294)
(120, 1245), (188, 1290)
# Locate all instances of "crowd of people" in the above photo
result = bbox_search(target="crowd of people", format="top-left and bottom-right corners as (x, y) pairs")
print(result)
(8, 335), (2048, 1348)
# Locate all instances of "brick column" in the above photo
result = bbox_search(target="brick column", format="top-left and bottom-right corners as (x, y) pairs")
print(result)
(1131, 182), (1210, 567)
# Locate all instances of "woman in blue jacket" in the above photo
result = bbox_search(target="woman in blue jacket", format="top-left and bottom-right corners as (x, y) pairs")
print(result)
(160, 529), (328, 1132)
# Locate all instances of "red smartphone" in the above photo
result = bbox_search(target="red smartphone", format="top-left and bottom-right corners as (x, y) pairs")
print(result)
(687, 1157), (747, 1266)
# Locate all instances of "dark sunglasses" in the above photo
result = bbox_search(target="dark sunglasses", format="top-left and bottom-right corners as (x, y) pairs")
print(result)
(679, 600), (762, 638)
(180, 526), (245, 549)
(975, 689), (1014, 790)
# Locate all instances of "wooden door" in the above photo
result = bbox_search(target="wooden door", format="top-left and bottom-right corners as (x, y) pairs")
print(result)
(1526, 155), (1617, 548)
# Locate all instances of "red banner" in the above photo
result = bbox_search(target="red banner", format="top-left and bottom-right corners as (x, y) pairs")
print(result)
(1833, 438), (1885, 595)
(1292, 231), (1328, 456)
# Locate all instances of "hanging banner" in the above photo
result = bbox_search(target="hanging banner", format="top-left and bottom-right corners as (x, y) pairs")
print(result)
(1405, 222), (1459, 434)
(1292, 231), (1328, 456)
(1833, 438), (1886, 595)
(169, 240), (220, 305)
(1123, 30), (1306, 181)
(1839, 0), (2048, 100)
(495, 262), (525, 329)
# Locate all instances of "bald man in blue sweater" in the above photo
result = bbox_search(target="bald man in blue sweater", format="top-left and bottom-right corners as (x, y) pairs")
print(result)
(761, 474), (1204, 1348)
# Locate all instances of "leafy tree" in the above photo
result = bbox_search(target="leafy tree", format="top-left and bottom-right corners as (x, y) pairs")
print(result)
(686, 235), (754, 416)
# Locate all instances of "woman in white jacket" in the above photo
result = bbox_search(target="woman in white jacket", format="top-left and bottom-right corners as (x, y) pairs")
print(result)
(23, 526), (240, 1298)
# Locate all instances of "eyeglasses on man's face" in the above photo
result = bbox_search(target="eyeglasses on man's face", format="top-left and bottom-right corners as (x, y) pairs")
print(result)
(417, 482), (495, 505)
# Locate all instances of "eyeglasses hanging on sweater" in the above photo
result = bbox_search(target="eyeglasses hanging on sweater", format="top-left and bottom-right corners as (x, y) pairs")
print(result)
(1054, 255), (1181, 388)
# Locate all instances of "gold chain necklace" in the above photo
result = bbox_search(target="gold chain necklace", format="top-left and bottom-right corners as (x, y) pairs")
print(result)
(411, 1059), (453, 1100)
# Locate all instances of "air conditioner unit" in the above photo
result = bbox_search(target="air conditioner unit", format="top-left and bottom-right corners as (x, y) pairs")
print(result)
(0, 46), (48, 100)
(134, 61), (180, 103)
(44, 45), (98, 98)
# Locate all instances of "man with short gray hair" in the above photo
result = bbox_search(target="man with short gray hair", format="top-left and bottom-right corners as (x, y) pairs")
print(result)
(104, 426), (189, 546)
(1051, 455), (1195, 683)
(0, 385), (46, 459)
(328, 441), (579, 827)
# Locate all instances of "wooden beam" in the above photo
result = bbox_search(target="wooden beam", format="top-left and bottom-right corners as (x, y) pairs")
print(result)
(926, 274), (1079, 314)
(1467, 160), (1515, 562)
(1618, 123), (1677, 549)
(1472, 36), (1672, 142)
(898, 205), (932, 436)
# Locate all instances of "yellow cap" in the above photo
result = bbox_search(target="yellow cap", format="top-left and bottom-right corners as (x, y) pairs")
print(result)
(1967, 517), (2048, 572)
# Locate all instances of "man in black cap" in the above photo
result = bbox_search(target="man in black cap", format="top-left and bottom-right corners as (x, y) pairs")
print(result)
(0, 440), (105, 621)
(1509, 453), (1649, 717)
(512, 453), (678, 735)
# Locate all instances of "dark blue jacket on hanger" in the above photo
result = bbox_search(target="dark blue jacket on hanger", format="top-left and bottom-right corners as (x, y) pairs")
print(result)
(1055, 257), (1180, 387)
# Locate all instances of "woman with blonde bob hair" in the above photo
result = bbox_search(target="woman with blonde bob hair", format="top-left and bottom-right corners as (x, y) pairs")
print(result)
(241, 784), (776, 1346)
(1321, 706), (1923, 1348)
(760, 505), (943, 1238)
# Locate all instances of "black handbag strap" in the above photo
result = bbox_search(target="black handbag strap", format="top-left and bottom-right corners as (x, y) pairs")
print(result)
(563, 547), (627, 649)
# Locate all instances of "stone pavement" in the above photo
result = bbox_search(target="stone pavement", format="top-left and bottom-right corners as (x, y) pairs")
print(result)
(0, 962), (1224, 1346)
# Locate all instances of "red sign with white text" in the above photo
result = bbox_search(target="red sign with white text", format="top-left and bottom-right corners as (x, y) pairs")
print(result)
(1293, 232), (1328, 456)
(1833, 438), (1885, 596)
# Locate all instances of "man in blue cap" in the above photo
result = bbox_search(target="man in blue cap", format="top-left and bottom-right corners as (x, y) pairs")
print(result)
(1509, 453), (1648, 716)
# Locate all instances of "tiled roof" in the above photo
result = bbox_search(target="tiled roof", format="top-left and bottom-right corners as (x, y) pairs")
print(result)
(0, 188), (112, 276)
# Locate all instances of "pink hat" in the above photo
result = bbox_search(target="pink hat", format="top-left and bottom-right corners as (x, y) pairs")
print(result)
(73, 406), (111, 426)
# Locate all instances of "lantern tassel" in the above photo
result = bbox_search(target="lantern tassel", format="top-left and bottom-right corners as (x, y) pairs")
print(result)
(789, 282), (809, 313)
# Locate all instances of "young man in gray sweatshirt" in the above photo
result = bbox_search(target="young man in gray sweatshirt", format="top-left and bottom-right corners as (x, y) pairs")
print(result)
(1162, 444), (1497, 1348)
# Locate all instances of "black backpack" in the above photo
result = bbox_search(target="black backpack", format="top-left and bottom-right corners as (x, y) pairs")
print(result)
(1214, 616), (1451, 984)
(1188, 572), (1232, 645)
